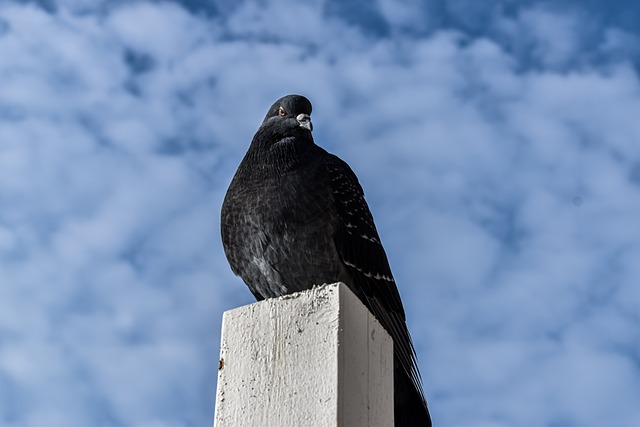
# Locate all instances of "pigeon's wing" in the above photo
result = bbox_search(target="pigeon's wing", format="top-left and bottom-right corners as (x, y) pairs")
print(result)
(324, 153), (424, 395)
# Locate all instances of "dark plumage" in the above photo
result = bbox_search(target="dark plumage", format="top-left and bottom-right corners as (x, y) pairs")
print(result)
(221, 94), (431, 426)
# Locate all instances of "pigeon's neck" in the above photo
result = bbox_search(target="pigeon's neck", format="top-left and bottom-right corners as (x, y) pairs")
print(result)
(245, 134), (316, 176)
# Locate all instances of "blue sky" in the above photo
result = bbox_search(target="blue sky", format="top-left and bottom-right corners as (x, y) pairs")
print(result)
(1, 0), (640, 425)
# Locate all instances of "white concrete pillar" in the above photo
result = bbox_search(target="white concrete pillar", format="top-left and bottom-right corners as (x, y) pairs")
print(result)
(214, 282), (393, 427)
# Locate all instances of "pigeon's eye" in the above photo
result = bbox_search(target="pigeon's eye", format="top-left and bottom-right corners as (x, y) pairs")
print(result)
(278, 107), (287, 117)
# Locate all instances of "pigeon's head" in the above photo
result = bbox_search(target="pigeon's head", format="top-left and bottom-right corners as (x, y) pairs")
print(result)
(261, 94), (313, 136)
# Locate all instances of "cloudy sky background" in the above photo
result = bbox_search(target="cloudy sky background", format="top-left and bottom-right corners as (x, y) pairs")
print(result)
(2, 0), (640, 425)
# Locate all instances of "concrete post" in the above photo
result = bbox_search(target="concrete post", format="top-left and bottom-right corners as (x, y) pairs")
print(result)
(214, 282), (393, 427)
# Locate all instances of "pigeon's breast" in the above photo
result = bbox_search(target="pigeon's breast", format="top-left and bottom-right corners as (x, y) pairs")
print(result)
(223, 161), (350, 298)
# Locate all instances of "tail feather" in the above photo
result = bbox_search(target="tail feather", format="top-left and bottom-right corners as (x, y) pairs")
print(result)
(394, 359), (432, 427)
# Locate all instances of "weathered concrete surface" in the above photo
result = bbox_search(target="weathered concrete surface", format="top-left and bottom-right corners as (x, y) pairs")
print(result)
(214, 282), (393, 427)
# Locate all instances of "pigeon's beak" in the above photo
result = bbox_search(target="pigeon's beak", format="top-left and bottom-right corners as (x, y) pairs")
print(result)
(296, 113), (313, 131)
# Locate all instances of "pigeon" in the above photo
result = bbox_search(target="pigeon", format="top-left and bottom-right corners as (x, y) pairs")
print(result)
(221, 94), (432, 426)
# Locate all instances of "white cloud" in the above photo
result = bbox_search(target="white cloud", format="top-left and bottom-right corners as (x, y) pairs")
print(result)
(1, 0), (640, 425)
(496, 6), (586, 68)
(106, 2), (210, 62)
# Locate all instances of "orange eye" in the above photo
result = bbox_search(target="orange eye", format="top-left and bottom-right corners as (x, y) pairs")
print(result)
(278, 107), (286, 117)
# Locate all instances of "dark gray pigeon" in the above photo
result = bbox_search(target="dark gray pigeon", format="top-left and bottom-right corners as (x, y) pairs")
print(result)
(221, 94), (431, 426)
